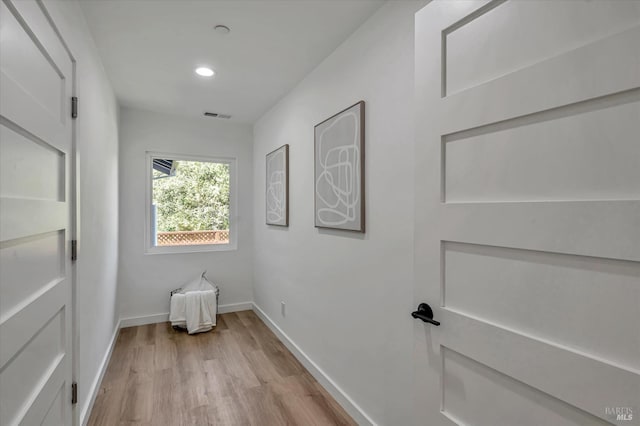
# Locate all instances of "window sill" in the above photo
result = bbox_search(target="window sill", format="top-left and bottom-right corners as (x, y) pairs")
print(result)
(145, 243), (237, 255)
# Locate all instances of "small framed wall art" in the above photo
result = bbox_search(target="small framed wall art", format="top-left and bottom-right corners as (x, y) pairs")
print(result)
(265, 144), (289, 226)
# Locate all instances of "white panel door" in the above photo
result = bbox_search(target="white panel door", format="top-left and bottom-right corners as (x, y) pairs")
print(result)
(413, 1), (640, 425)
(0, 0), (74, 424)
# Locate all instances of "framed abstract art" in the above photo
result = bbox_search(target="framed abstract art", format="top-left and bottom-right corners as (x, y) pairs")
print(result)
(265, 144), (289, 226)
(314, 101), (365, 232)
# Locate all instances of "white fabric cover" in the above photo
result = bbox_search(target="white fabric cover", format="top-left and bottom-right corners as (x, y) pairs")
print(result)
(182, 271), (217, 292)
(169, 293), (187, 326)
(185, 290), (217, 334)
(169, 272), (218, 334)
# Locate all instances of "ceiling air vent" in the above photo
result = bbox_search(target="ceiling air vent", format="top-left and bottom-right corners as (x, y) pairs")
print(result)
(204, 112), (232, 119)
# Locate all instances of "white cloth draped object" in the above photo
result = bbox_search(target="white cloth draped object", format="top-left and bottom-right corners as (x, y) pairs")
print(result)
(169, 271), (218, 334)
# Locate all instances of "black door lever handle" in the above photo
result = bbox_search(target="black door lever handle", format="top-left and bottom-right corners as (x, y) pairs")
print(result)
(411, 303), (440, 326)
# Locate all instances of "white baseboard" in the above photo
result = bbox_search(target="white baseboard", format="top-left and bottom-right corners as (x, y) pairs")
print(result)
(218, 301), (252, 313)
(251, 303), (376, 426)
(120, 312), (169, 328)
(119, 301), (253, 328)
(80, 319), (121, 426)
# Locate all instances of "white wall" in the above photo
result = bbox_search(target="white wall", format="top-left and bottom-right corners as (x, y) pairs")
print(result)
(118, 107), (254, 320)
(252, 1), (426, 424)
(46, 1), (120, 423)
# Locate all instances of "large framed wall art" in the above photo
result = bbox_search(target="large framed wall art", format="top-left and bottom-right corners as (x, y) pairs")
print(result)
(314, 101), (365, 232)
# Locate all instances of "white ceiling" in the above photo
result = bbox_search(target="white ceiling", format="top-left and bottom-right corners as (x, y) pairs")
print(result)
(80, 0), (385, 124)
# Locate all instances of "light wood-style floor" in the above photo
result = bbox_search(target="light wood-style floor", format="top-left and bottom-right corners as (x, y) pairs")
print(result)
(88, 311), (356, 426)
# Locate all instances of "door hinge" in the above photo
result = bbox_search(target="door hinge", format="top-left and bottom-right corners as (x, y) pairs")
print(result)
(71, 382), (78, 405)
(71, 240), (77, 261)
(71, 96), (78, 119)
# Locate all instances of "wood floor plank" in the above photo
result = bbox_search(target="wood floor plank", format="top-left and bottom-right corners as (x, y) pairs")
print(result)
(207, 395), (252, 425)
(216, 314), (229, 330)
(88, 312), (357, 426)
(311, 381), (356, 426)
(87, 384), (126, 426)
(181, 369), (210, 411)
(225, 312), (260, 351)
(235, 310), (256, 327)
(151, 368), (186, 426)
(217, 329), (262, 391)
(241, 384), (292, 426)
(136, 323), (156, 346)
(270, 373), (319, 398)
(120, 372), (154, 423)
(264, 344), (306, 379)
(154, 332), (178, 370)
(197, 327), (226, 361)
(280, 393), (338, 426)
(245, 349), (282, 385)
(204, 358), (237, 400)
(100, 345), (133, 390)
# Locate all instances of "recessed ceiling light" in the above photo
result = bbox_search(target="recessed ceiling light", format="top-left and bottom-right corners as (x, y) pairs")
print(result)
(195, 67), (215, 77)
(214, 24), (231, 35)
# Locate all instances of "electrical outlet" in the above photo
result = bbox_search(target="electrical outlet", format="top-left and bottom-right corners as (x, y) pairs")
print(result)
(281, 301), (286, 317)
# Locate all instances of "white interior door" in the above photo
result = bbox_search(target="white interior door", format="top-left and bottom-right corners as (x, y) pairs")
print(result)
(413, 1), (640, 425)
(0, 0), (74, 424)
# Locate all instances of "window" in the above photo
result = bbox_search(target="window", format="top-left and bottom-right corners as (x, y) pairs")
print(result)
(145, 152), (237, 254)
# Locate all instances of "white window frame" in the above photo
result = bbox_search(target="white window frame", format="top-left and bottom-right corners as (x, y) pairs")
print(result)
(144, 151), (238, 254)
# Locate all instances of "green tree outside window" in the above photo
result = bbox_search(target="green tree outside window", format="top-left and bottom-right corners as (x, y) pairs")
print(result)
(152, 160), (230, 232)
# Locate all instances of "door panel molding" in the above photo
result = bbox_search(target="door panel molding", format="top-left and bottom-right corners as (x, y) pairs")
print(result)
(414, 1), (640, 425)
